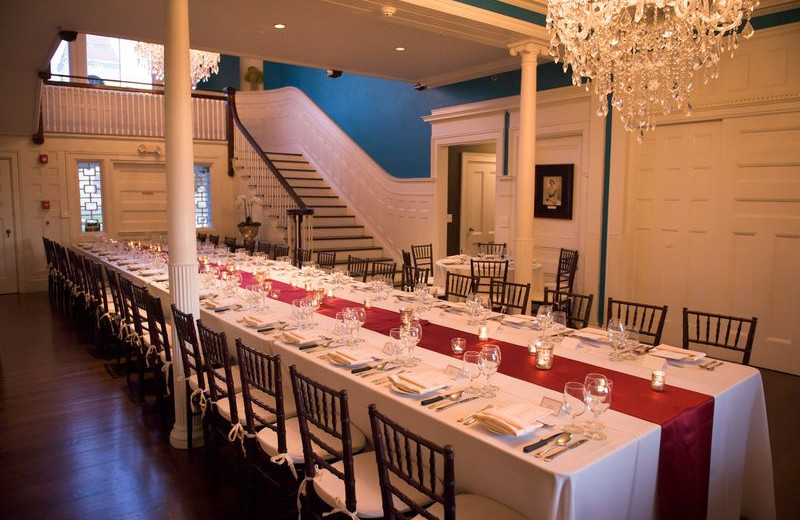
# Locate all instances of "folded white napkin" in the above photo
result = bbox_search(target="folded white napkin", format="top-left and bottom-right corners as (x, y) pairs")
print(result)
(115, 259), (134, 265)
(327, 347), (376, 366)
(202, 297), (237, 311)
(153, 275), (170, 282)
(475, 402), (551, 436)
(503, 315), (539, 328)
(198, 289), (216, 300)
(650, 344), (706, 362)
(138, 269), (161, 276)
(281, 331), (322, 347)
(389, 369), (449, 395)
(242, 315), (272, 328)
(574, 327), (611, 344)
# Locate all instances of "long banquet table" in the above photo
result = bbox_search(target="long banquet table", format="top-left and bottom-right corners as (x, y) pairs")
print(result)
(80, 244), (776, 520)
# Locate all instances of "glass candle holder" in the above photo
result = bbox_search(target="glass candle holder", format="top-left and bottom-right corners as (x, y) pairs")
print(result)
(364, 298), (372, 310)
(451, 337), (466, 355)
(651, 370), (666, 391)
(536, 343), (554, 370)
(527, 340), (538, 356)
(326, 288), (334, 298)
(399, 307), (412, 326)
(478, 325), (489, 342)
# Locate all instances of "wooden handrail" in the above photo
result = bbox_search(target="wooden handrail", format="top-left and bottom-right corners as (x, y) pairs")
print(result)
(43, 78), (226, 101)
(225, 86), (311, 212)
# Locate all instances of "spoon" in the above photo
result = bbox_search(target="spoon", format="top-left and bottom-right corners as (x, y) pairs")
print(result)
(534, 432), (572, 458)
(426, 389), (465, 408)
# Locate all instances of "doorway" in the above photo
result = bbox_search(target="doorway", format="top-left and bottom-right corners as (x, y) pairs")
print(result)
(446, 144), (497, 256)
(0, 157), (19, 294)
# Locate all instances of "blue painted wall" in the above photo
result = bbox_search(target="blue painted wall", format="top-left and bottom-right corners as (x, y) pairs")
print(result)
(196, 54), (240, 92)
(263, 61), (571, 178)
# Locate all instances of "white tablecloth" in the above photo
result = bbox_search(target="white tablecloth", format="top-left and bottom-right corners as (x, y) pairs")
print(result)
(81, 244), (775, 520)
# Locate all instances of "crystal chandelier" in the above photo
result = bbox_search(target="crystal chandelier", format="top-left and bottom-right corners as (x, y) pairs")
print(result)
(547, 0), (758, 139)
(134, 42), (220, 88)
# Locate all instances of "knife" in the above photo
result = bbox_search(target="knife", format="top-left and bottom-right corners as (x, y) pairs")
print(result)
(351, 365), (375, 374)
(420, 395), (445, 406)
(435, 396), (479, 412)
(543, 438), (589, 461)
(523, 431), (565, 454)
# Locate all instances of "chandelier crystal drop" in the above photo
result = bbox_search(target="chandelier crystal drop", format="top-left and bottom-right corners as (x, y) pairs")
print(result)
(134, 42), (221, 88)
(547, 0), (758, 140)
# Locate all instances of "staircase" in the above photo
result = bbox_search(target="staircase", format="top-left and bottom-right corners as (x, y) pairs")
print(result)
(261, 151), (390, 265)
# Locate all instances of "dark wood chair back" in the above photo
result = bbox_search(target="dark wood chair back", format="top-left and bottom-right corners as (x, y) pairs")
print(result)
(411, 244), (433, 271)
(316, 251), (337, 271)
(129, 282), (152, 348)
(555, 248), (579, 293)
(489, 279), (531, 315)
(607, 297), (668, 346)
(441, 272), (479, 302)
(347, 255), (370, 282)
(289, 365), (358, 514)
(369, 260), (396, 284)
(244, 239), (256, 255)
(273, 243), (290, 260)
(683, 308), (758, 365)
(369, 404), (455, 520)
(477, 242), (507, 257)
(256, 241), (271, 256)
(116, 275), (137, 335)
(236, 339), (287, 453)
(91, 261), (111, 315)
(144, 292), (171, 363)
(196, 320), (238, 425)
(104, 265), (126, 325)
(539, 289), (594, 329)
(401, 265), (430, 292)
(402, 250), (412, 267)
(209, 234), (220, 246)
(470, 259), (509, 293)
(197, 233), (208, 243)
(170, 305), (204, 389)
(295, 247), (312, 267)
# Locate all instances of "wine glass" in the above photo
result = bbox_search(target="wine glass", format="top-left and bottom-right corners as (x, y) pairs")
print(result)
(466, 292), (483, 325)
(624, 330), (640, 360)
(563, 382), (586, 433)
(552, 311), (568, 339)
(584, 374), (613, 440)
(353, 306), (367, 343)
(607, 318), (627, 361)
(462, 351), (483, 395)
(537, 305), (553, 339)
(389, 327), (406, 365)
(479, 345), (501, 398)
(401, 321), (422, 366)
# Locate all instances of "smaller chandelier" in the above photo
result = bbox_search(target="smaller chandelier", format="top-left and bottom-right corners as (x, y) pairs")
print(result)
(134, 42), (221, 88)
(547, 0), (758, 140)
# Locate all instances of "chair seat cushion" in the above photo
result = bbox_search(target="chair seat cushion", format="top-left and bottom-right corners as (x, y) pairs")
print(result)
(215, 392), (246, 423)
(256, 415), (361, 465)
(313, 451), (432, 518)
(412, 494), (528, 520)
(188, 366), (243, 393)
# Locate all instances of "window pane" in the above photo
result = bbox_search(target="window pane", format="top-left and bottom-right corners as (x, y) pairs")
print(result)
(86, 34), (153, 88)
(50, 40), (70, 81)
(78, 162), (104, 233)
(194, 165), (212, 228)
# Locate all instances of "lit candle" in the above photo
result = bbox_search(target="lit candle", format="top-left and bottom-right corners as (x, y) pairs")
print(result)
(364, 298), (372, 310)
(326, 288), (334, 298)
(478, 325), (489, 342)
(536, 343), (554, 370)
(651, 370), (666, 391)
(451, 337), (466, 355)
(527, 340), (538, 356)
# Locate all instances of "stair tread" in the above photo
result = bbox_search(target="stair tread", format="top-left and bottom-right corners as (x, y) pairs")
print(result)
(314, 225), (364, 229)
(313, 235), (374, 241)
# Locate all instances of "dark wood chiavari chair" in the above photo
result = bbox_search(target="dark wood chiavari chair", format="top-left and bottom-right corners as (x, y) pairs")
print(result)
(243, 238), (256, 255)
(607, 297), (668, 346)
(171, 305), (206, 450)
(477, 242), (507, 257)
(273, 243), (290, 260)
(470, 259), (508, 294)
(440, 272), (480, 302)
(368, 260), (396, 284)
(534, 289), (594, 329)
(209, 234), (220, 246)
(683, 308), (758, 365)
(256, 241), (271, 256)
(295, 247), (312, 267)
(401, 265), (430, 292)
(554, 248), (579, 293)
(316, 251), (337, 271)
(347, 255), (370, 282)
(411, 243), (433, 271)
(489, 279), (531, 315)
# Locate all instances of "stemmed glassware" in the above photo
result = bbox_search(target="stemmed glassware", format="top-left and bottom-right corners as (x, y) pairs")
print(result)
(478, 345), (501, 398)
(537, 305), (554, 341)
(584, 373), (613, 440)
(466, 292), (483, 325)
(462, 351), (483, 395)
(624, 330), (640, 360)
(389, 327), (406, 365)
(400, 321), (422, 366)
(563, 382), (586, 433)
(607, 318), (627, 361)
(552, 311), (568, 339)
(342, 308), (360, 345)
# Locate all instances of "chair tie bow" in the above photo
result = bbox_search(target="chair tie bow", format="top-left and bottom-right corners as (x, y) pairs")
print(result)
(270, 453), (299, 480)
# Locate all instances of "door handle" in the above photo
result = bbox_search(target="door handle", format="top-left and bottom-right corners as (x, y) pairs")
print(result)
(5, 229), (9, 238)
(468, 227), (474, 232)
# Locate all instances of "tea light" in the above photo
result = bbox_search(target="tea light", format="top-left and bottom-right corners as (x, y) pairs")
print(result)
(527, 340), (538, 356)
(399, 307), (412, 326)
(478, 325), (489, 342)
(451, 337), (466, 355)
(304, 281), (313, 291)
(364, 299), (373, 310)
(651, 370), (666, 392)
(326, 288), (334, 298)
(536, 343), (554, 370)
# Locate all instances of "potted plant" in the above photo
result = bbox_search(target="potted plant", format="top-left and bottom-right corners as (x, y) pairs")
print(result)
(236, 195), (262, 239)
(243, 66), (263, 91)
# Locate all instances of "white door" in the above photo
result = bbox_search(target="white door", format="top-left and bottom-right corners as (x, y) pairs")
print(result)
(460, 153), (496, 254)
(0, 158), (18, 294)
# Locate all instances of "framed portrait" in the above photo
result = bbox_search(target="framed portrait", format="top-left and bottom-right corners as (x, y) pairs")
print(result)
(534, 164), (574, 220)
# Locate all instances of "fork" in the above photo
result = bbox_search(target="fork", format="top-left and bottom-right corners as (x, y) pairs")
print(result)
(700, 360), (723, 370)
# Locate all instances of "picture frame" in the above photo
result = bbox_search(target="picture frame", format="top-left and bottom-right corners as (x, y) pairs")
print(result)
(534, 164), (574, 220)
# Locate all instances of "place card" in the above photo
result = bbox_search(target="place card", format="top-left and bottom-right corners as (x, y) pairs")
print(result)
(557, 337), (581, 351)
(540, 396), (563, 415)
(443, 365), (462, 380)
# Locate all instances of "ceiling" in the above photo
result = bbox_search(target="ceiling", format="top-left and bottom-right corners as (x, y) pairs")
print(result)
(0, 0), (549, 137)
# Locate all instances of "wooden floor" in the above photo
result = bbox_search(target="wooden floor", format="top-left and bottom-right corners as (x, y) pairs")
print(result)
(0, 292), (797, 519)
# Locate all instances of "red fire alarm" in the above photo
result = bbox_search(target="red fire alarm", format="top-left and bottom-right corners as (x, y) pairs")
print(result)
(39, 154), (48, 164)
(41, 200), (50, 210)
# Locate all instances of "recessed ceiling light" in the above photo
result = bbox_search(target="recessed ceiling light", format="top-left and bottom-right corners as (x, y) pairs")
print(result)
(273, 23), (286, 29)
(395, 46), (405, 51)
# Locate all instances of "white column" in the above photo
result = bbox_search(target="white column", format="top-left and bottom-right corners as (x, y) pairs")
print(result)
(509, 42), (541, 290)
(164, 0), (202, 449)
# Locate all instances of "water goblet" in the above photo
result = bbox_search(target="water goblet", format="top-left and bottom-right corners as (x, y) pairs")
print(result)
(479, 345), (501, 398)
(584, 374), (613, 440)
(389, 327), (406, 365)
(401, 321), (422, 366)
(537, 305), (553, 338)
(624, 330), (640, 360)
(552, 311), (567, 339)
(462, 351), (483, 395)
(607, 318), (627, 361)
(563, 382), (586, 433)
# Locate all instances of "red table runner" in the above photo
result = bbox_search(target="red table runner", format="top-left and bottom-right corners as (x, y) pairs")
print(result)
(243, 274), (713, 519)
